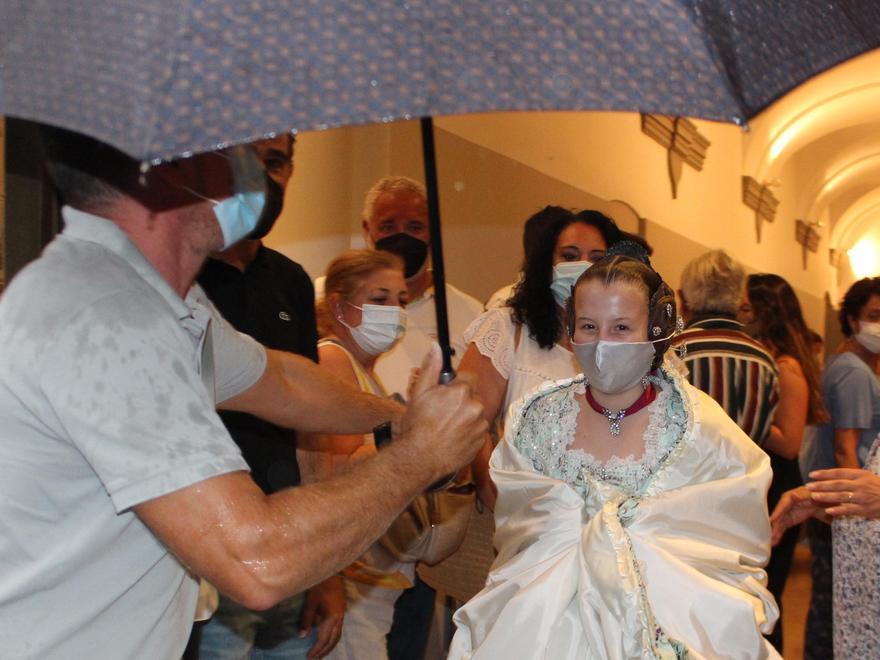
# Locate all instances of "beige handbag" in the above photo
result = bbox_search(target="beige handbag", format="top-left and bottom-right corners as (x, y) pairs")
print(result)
(380, 475), (476, 566)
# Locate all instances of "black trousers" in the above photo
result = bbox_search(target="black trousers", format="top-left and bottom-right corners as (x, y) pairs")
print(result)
(764, 453), (803, 654)
(387, 574), (436, 660)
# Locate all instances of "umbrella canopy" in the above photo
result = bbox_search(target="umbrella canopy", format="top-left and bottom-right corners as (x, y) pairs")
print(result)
(2, 0), (879, 163)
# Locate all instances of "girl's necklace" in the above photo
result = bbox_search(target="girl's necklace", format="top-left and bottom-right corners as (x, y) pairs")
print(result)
(584, 383), (656, 437)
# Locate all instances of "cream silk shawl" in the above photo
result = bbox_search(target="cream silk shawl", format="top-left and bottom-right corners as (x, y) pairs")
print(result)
(449, 371), (780, 660)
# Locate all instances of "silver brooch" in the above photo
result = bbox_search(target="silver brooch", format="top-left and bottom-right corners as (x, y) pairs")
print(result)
(652, 326), (662, 336)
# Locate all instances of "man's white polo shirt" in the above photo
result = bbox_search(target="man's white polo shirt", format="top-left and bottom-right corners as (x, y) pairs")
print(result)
(0, 208), (263, 658)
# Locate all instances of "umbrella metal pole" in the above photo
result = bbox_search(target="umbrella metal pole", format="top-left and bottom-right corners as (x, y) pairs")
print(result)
(420, 116), (454, 384)
(421, 116), (457, 491)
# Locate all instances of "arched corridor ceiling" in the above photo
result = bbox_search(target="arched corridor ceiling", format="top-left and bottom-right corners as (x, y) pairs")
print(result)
(746, 48), (880, 269)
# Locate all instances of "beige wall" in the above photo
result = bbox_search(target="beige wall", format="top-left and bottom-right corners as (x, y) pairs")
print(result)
(266, 112), (831, 331)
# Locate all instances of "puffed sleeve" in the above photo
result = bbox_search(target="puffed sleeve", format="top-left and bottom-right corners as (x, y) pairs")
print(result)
(463, 307), (518, 381)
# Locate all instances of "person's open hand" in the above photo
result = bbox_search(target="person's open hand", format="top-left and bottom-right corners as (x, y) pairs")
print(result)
(806, 468), (880, 519)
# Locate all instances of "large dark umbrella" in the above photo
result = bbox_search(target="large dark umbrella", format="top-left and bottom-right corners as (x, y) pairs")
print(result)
(3, 0), (880, 375)
(3, 1), (879, 161)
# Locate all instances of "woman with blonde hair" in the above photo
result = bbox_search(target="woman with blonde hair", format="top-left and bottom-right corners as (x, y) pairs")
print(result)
(299, 249), (409, 659)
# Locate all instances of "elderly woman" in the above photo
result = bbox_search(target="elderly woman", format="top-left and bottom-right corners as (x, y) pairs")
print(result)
(297, 249), (409, 660)
(449, 247), (779, 659)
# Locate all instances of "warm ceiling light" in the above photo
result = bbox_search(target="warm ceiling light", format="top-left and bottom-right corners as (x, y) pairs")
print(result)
(847, 238), (880, 278)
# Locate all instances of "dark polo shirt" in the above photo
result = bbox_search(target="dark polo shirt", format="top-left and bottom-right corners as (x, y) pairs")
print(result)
(198, 245), (318, 493)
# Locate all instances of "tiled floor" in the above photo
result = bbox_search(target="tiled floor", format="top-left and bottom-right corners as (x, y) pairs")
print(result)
(782, 542), (812, 659)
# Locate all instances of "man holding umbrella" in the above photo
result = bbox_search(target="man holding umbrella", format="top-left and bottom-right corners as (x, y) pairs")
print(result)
(0, 126), (486, 659)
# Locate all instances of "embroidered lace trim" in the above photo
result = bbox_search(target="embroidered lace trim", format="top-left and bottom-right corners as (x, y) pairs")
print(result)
(464, 308), (513, 380)
(515, 373), (687, 497)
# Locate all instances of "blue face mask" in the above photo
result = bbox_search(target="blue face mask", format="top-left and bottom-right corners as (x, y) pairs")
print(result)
(551, 260), (592, 307)
(180, 145), (268, 249)
(213, 145), (268, 249)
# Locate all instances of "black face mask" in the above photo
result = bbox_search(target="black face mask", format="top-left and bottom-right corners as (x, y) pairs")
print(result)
(245, 175), (284, 241)
(375, 232), (429, 279)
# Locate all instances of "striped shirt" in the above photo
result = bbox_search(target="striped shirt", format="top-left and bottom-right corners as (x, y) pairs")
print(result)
(671, 316), (779, 447)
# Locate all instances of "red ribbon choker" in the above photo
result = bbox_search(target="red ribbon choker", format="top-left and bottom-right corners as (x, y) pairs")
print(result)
(584, 383), (656, 437)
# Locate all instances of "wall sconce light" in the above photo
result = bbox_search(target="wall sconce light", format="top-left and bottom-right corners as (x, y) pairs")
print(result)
(795, 219), (821, 270)
(847, 238), (880, 278)
(742, 176), (779, 243)
(640, 114), (710, 199)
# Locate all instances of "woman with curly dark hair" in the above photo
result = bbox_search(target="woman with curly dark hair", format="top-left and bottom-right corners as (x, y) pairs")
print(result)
(740, 272), (829, 653)
(461, 207), (622, 506)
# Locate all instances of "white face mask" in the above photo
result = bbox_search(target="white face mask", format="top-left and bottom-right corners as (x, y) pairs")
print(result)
(338, 303), (407, 356)
(854, 321), (880, 354)
(550, 261), (592, 307)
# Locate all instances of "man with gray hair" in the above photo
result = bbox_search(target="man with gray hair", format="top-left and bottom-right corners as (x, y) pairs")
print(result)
(671, 249), (780, 447)
(360, 175), (483, 398)
(357, 175), (483, 659)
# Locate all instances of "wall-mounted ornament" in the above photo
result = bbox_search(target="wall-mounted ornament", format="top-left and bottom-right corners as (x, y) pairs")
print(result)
(829, 247), (842, 268)
(741, 176), (779, 243)
(640, 114), (710, 199)
(795, 219), (821, 270)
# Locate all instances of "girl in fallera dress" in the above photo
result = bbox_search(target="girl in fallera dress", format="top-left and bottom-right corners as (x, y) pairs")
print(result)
(449, 245), (780, 659)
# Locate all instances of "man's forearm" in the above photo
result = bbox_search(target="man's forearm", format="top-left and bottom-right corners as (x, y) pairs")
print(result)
(221, 349), (403, 434)
(178, 436), (432, 611)
(145, 344), (486, 611)
(136, 437), (433, 612)
(256, 438), (429, 597)
(277, 351), (402, 433)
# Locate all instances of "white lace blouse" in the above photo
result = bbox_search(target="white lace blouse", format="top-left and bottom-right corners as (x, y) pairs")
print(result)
(464, 307), (579, 426)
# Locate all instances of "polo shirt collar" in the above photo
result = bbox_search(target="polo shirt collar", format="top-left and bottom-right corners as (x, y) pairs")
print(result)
(61, 206), (197, 321)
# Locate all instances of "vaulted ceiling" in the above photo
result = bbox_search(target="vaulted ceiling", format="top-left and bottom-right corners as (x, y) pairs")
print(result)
(745, 49), (880, 283)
